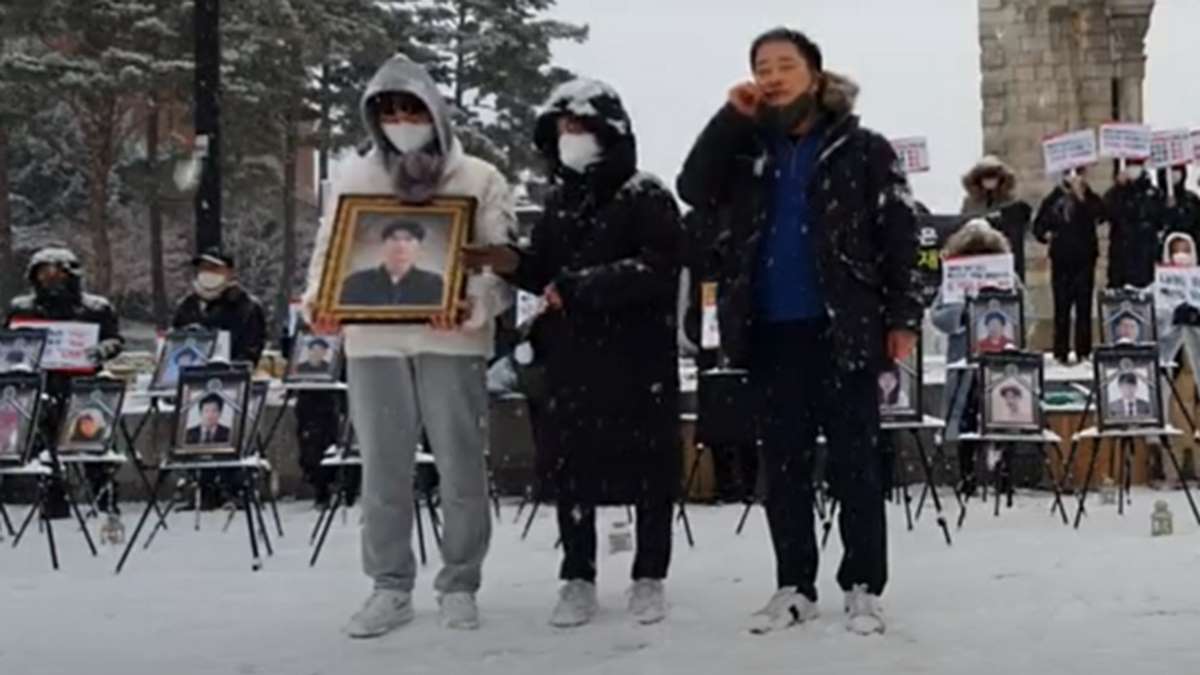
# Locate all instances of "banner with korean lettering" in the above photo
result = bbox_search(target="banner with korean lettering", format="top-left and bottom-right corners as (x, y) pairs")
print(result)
(1155, 265), (1200, 319)
(891, 137), (930, 174)
(1149, 129), (1194, 169)
(7, 320), (99, 372)
(940, 254), (1015, 304)
(1043, 129), (1098, 176)
(1098, 123), (1151, 160)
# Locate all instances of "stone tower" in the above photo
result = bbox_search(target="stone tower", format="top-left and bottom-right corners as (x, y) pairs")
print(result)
(977, 0), (1155, 346)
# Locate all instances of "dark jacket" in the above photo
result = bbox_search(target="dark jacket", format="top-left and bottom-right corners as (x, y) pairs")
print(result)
(339, 266), (444, 306)
(172, 284), (267, 366)
(960, 156), (1033, 281)
(1104, 176), (1165, 289)
(676, 72), (923, 372)
(1162, 184), (1200, 244)
(511, 79), (682, 505)
(1033, 185), (1107, 269)
(185, 424), (232, 445)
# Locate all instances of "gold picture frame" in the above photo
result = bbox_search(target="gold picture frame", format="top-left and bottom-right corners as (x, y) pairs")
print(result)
(316, 194), (476, 323)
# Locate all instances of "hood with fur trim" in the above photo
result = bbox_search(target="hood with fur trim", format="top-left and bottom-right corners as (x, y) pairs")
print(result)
(962, 155), (1017, 207)
(943, 218), (1012, 258)
(818, 71), (859, 119)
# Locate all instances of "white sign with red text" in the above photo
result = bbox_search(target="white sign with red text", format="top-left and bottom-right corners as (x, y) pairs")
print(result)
(891, 137), (931, 174)
(940, 254), (1015, 304)
(7, 320), (99, 372)
(1099, 123), (1151, 160)
(1043, 129), (1098, 175)
(1149, 129), (1194, 169)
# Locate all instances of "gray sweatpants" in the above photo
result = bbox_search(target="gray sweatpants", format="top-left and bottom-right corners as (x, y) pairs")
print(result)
(347, 354), (491, 594)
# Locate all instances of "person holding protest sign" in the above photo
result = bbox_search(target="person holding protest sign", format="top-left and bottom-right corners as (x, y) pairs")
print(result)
(960, 155), (1032, 281)
(1105, 158), (1164, 290)
(5, 245), (124, 518)
(1034, 169), (1107, 364)
(1160, 165), (1200, 244)
(674, 27), (922, 636)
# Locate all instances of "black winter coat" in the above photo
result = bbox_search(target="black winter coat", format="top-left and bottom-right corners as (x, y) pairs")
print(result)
(1104, 177), (1165, 289)
(1033, 185), (1107, 270)
(514, 80), (682, 506)
(676, 73), (923, 372)
(1163, 188), (1200, 244)
(172, 284), (267, 366)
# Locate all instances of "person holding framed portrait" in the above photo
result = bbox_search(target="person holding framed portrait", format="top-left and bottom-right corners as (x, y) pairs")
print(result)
(5, 244), (124, 517)
(301, 55), (514, 638)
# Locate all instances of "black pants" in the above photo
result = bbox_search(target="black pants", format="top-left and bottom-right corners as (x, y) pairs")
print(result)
(557, 500), (673, 583)
(1051, 262), (1095, 361)
(751, 320), (887, 600)
(295, 391), (344, 502)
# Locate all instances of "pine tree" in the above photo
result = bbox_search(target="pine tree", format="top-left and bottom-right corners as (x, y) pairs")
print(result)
(408, 0), (588, 181)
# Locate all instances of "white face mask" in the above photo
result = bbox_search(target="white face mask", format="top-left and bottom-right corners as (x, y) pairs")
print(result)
(1123, 166), (1145, 182)
(981, 177), (1000, 191)
(558, 133), (602, 173)
(382, 122), (434, 154)
(196, 271), (227, 291)
(1173, 252), (1195, 267)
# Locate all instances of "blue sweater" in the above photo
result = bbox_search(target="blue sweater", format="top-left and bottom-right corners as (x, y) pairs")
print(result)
(756, 132), (825, 322)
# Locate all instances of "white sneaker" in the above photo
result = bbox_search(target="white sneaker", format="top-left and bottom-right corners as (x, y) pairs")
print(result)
(344, 589), (415, 638)
(748, 587), (819, 635)
(628, 579), (667, 625)
(549, 580), (598, 628)
(844, 585), (886, 635)
(438, 592), (480, 630)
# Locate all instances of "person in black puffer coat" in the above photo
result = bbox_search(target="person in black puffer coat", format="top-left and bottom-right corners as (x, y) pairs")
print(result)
(675, 28), (921, 635)
(1104, 159), (1164, 290)
(171, 247), (267, 509)
(464, 78), (683, 627)
(1033, 169), (1108, 363)
(5, 245), (124, 518)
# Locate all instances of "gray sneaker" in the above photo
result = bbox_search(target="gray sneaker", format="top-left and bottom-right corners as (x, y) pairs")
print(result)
(438, 592), (480, 630)
(344, 589), (415, 639)
(549, 580), (598, 628)
(844, 585), (886, 635)
(628, 579), (667, 625)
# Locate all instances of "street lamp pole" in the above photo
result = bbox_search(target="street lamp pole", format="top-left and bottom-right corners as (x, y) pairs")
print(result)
(194, 0), (221, 251)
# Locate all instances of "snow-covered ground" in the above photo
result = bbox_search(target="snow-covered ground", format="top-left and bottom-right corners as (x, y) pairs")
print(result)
(3, 490), (1200, 675)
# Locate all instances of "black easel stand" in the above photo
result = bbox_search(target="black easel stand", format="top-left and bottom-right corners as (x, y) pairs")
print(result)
(117, 395), (173, 528)
(2, 462), (59, 568)
(954, 429), (1070, 528)
(882, 417), (956, 546)
(115, 460), (269, 573)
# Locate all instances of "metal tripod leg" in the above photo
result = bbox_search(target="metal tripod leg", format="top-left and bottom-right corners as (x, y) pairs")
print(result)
(912, 430), (952, 546)
(309, 489), (343, 567)
(240, 477), (262, 572)
(115, 471), (167, 574)
(1074, 437), (1104, 529)
(520, 499), (540, 541)
(1161, 434), (1200, 526)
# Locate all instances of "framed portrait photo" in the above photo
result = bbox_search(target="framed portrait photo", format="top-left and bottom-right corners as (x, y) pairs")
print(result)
(967, 290), (1024, 360)
(285, 331), (343, 385)
(315, 194), (476, 323)
(1095, 346), (1163, 431)
(170, 364), (250, 461)
(979, 352), (1043, 435)
(151, 328), (218, 393)
(0, 328), (48, 374)
(878, 337), (922, 424)
(56, 377), (125, 454)
(1099, 289), (1156, 346)
(0, 372), (43, 465)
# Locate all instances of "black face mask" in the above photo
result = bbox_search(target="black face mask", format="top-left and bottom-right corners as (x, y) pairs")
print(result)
(38, 278), (73, 301)
(757, 92), (817, 136)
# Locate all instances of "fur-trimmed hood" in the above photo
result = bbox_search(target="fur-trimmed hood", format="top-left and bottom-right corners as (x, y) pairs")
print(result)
(943, 218), (1011, 258)
(962, 155), (1017, 205)
(819, 71), (859, 118)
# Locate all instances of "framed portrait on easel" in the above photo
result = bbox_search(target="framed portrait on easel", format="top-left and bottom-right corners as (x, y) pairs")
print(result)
(1099, 289), (1156, 346)
(56, 377), (125, 455)
(1095, 345), (1163, 431)
(0, 372), (43, 465)
(966, 290), (1024, 360)
(150, 328), (218, 393)
(979, 352), (1043, 435)
(878, 336), (922, 424)
(314, 194), (476, 324)
(0, 329), (48, 374)
(169, 364), (251, 462)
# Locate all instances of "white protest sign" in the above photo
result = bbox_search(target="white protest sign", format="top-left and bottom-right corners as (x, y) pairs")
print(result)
(1042, 129), (1098, 176)
(1192, 130), (1200, 163)
(8, 320), (100, 371)
(940, 254), (1015, 304)
(1098, 123), (1151, 160)
(890, 137), (931, 174)
(1149, 129), (1194, 169)
(1154, 265), (1200, 317)
(700, 282), (720, 349)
